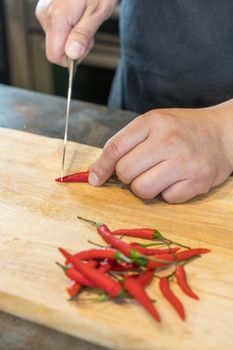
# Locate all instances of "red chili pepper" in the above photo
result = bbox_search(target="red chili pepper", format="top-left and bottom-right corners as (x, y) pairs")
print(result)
(97, 223), (132, 257)
(59, 248), (122, 297)
(176, 265), (199, 300)
(83, 220), (161, 268)
(112, 228), (161, 240)
(99, 261), (137, 273)
(109, 262), (138, 272)
(65, 257), (99, 267)
(146, 248), (211, 269)
(176, 248), (211, 258)
(55, 171), (89, 183)
(113, 228), (190, 250)
(77, 217), (167, 265)
(124, 276), (160, 322)
(130, 243), (180, 256)
(71, 248), (126, 262)
(99, 261), (112, 273)
(137, 270), (154, 288)
(56, 262), (93, 286)
(159, 277), (185, 321)
(67, 282), (82, 298)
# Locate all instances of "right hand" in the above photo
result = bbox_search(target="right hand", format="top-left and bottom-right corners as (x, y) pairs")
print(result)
(36, 0), (117, 66)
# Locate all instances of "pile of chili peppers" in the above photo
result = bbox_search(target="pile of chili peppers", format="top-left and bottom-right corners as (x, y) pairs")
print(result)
(57, 217), (211, 323)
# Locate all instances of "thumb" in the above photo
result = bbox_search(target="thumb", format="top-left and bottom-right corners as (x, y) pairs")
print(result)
(65, 10), (103, 60)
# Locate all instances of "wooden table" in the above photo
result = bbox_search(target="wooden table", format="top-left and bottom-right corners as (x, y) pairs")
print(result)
(0, 84), (136, 350)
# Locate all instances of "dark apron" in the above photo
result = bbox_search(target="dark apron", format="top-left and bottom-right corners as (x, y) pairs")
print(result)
(108, 0), (233, 113)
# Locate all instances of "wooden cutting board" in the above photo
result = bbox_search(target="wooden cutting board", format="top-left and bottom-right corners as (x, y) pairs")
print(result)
(0, 127), (233, 350)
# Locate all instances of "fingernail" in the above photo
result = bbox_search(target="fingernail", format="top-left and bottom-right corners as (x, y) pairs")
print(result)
(67, 42), (85, 59)
(88, 172), (100, 186)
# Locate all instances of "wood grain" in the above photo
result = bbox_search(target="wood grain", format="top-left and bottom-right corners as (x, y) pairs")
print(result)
(0, 128), (233, 350)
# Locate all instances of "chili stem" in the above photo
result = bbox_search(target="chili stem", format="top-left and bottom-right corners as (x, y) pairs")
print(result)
(56, 261), (67, 272)
(162, 237), (190, 250)
(140, 242), (167, 247)
(78, 216), (100, 227)
(87, 240), (106, 248)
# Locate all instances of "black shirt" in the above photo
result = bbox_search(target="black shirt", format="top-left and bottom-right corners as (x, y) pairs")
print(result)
(108, 0), (233, 113)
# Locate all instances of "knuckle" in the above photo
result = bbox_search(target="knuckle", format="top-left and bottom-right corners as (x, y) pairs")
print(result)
(194, 162), (213, 193)
(131, 180), (155, 200)
(199, 164), (212, 183)
(86, 1), (113, 20)
(145, 111), (178, 136)
(115, 161), (131, 184)
(45, 46), (58, 64)
(147, 110), (163, 120)
(163, 130), (184, 147)
(89, 163), (107, 181)
(50, 2), (63, 19)
(35, 7), (42, 20)
(103, 138), (121, 160)
(35, 0), (45, 17)
(162, 191), (180, 204)
(71, 26), (93, 44)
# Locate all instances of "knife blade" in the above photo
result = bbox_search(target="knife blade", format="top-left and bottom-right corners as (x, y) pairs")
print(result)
(61, 58), (76, 180)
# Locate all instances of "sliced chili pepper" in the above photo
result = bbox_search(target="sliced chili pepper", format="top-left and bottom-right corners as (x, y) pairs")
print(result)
(124, 275), (160, 322)
(112, 228), (161, 240)
(59, 248), (123, 297)
(67, 282), (82, 298)
(176, 265), (199, 300)
(130, 243), (180, 256)
(159, 277), (185, 321)
(55, 171), (89, 183)
(137, 270), (154, 288)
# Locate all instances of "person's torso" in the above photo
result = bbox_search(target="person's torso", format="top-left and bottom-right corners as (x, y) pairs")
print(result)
(109, 0), (233, 113)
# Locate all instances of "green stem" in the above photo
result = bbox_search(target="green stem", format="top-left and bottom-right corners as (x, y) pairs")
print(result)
(162, 237), (190, 250)
(164, 255), (201, 280)
(77, 216), (101, 227)
(55, 261), (68, 272)
(139, 242), (167, 247)
(87, 240), (106, 248)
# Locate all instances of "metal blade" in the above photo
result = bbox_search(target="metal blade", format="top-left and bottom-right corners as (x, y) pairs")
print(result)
(61, 58), (76, 180)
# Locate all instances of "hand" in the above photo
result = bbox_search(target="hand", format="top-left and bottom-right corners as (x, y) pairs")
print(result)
(88, 102), (233, 203)
(36, 0), (117, 66)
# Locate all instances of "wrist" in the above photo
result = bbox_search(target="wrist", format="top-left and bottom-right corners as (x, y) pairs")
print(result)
(209, 100), (233, 171)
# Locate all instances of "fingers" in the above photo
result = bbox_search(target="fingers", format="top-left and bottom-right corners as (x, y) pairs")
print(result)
(115, 139), (165, 184)
(130, 161), (186, 200)
(35, 0), (51, 32)
(65, 5), (105, 59)
(161, 180), (201, 203)
(36, 0), (116, 66)
(88, 116), (150, 186)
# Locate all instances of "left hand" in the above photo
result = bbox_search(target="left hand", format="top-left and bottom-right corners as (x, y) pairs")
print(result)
(88, 102), (233, 203)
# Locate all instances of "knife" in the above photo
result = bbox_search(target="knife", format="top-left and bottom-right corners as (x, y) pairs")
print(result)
(61, 58), (76, 181)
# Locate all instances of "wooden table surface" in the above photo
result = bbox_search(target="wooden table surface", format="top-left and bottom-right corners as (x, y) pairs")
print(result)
(0, 84), (136, 350)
